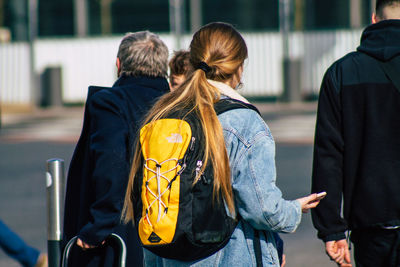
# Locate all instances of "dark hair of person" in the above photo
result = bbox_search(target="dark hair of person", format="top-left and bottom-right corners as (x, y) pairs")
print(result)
(376, 0), (400, 18)
(169, 50), (191, 76)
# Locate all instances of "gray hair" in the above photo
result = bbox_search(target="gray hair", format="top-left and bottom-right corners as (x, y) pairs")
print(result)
(117, 31), (169, 78)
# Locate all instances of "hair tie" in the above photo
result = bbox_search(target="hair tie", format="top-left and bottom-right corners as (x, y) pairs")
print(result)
(197, 61), (211, 73)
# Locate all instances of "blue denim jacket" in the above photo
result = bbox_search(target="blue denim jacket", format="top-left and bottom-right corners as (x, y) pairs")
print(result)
(143, 106), (302, 266)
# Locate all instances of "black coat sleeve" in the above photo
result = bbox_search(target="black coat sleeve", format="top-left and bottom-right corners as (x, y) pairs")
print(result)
(311, 66), (348, 242)
(78, 90), (131, 245)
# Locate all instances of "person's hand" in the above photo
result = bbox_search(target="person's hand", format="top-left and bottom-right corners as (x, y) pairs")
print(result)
(76, 238), (105, 250)
(325, 239), (352, 266)
(281, 254), (286, 267)
(296, 193), (321, 213)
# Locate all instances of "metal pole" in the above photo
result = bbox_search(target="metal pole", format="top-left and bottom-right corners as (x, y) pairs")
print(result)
(280, 0), (290, 101)
(28, 0), (38, 106)
(46, 159), (65, 267)
(350, 0), (362, 28)
(175, 0), (182, 49)
(279, 0), (290, 60)
(169, 0), (183, 50)
(371, 0), (376, 16)
(74, 0), (88, 37)
(100, 0), (113, 35)
(279, 0), (302, 102)
(190, 0), (202, 33)
(294, 0), (304, 31)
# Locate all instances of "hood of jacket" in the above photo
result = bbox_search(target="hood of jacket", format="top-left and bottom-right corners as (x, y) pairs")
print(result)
(357, 19), (400, 61)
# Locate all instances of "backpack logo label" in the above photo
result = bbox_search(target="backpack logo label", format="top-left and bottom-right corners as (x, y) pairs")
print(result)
(148, 232), (162, 243)
(166, 133), (183, 143)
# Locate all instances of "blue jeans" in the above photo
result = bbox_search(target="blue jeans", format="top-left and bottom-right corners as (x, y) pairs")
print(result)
(0, 220), (40, 267)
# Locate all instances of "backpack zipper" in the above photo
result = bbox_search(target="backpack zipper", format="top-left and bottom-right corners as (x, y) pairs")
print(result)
(190, 137), (196, 151)
(195, 160), (203, 180)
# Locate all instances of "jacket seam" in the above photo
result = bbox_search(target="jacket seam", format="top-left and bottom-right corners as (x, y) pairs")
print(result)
(247, 135), (275, 228)
(225, 129), (271, 174)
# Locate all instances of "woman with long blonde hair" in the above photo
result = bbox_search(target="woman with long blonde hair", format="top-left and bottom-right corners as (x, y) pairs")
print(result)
(123, 22), (320, 266)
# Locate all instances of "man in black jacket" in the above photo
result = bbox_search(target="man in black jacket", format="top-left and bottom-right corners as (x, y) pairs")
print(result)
(62, 31), (169, 266)
(311, 1), (400, 266)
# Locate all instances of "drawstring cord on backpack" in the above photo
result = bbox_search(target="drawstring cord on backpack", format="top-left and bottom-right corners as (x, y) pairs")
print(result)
(143, 158), (181, 226)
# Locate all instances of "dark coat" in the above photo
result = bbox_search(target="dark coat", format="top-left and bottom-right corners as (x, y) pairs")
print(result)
(311, 20), (400, 242)
(62, 75), (169, 266)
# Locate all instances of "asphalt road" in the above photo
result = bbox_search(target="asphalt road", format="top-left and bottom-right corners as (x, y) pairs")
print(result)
(0, 141), (74, 267)
(0, 105), (339, 266)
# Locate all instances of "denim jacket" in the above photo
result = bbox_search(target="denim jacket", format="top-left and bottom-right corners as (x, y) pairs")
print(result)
(143, 83), (302, 266)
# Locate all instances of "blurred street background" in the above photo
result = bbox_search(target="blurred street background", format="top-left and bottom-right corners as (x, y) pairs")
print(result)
(0, 103), (329, 267)
(0, 0), (373, 266)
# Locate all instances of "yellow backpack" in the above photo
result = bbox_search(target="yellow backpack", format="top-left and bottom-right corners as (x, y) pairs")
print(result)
(132, 98), (259, 261)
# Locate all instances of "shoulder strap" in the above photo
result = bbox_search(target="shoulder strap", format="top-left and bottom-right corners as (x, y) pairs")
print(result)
(378, 57), (400, 93)
(214, 98), (261, 115)
(253, 230), (263, 267)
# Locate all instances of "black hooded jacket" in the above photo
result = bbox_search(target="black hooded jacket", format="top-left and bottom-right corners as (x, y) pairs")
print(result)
(311, 20), (400, 242)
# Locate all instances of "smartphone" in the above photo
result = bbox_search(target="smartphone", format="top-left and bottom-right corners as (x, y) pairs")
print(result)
(316, 191), (327, 200)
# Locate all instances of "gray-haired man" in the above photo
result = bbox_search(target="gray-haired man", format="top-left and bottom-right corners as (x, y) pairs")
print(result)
(63, 31), (170, 267)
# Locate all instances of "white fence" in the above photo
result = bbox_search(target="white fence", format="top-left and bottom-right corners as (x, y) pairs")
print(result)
(0, 42), (32, 104)
(0, 30), (362, 105)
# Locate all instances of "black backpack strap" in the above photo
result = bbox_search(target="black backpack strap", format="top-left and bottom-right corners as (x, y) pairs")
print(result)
(253, 230), (263, 267)
(214, 98), (261, 115)
(214, 98), (262, 266)
(377, 57), (400, 93)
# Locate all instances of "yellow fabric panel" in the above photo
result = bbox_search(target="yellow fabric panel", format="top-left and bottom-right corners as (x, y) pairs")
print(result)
(138, 118), (192, 245)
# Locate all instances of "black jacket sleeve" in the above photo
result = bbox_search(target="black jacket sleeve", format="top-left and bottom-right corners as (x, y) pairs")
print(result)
(78, 90), (131, 245)
(311, 66), (348, 242)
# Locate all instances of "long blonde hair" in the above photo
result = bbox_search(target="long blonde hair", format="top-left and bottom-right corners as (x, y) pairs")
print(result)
(122, 22), (248, 223)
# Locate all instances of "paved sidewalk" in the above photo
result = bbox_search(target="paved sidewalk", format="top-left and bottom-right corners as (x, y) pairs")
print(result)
(0, 102), (317, 144)
(1, 107), (84, 143)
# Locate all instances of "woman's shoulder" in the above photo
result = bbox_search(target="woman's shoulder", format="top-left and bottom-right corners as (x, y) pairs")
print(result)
(218, 107), (274, 146)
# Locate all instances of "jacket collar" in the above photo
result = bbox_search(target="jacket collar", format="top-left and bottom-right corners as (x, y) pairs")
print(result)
(207, 79), (249, 103)
(113, 74), (169, 92)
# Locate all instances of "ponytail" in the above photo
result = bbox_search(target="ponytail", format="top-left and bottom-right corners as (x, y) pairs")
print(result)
(122, 22), (247, 223)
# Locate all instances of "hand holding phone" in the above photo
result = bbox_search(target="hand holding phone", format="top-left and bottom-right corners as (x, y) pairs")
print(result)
(297, 192), (327, 213)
